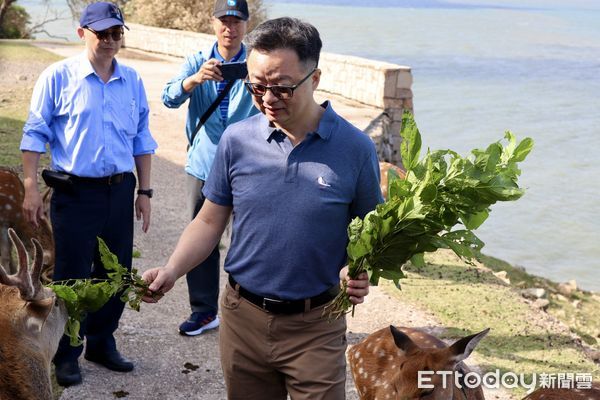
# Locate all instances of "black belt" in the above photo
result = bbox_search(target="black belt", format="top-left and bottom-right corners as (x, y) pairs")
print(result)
(68, 172), (128, 185)
(228, 275), (339, 314)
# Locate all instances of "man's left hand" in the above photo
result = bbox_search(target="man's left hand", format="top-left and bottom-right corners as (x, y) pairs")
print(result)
(340, 266), (370, 305)
(135, 194), (151, 232)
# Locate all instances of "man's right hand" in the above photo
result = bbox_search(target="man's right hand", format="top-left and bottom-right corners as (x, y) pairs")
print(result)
(141, 267), (179, 303)
(193, 58), (224, 85)
(22, 185), (43, 228)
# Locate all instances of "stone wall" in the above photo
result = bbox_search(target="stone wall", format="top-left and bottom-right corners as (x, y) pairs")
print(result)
(124, 23), (413, 165)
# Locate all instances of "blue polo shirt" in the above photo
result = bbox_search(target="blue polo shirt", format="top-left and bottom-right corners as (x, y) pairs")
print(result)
(203, 102), (383, 300)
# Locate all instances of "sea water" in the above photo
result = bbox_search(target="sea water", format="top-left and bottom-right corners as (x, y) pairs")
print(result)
(266, 0), (600, 291)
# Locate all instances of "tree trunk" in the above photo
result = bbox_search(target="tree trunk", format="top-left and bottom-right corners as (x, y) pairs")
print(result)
(0, 0), (17, 28)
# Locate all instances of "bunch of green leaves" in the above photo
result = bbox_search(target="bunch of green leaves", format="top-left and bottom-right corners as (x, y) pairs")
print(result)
(326, 111), (534, 319)
(46, 238), (150, 346)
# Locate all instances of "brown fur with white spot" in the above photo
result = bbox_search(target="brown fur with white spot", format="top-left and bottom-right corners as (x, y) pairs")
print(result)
(524, 383), (600, 400)
(0, 168), (54, 281)
(379, 161), (406, 201)
(348, 325), (489, 400)
(0, 229), (67, 400)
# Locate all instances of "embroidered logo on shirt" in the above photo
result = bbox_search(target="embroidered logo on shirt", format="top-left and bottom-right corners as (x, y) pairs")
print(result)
(317, 176), (331, 187)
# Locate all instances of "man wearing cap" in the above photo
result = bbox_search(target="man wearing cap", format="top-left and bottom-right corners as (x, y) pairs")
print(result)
(161, 0), (258, 337)
(21, 1), (157, 387)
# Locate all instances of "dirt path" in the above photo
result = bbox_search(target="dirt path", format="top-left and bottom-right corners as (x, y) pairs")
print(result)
(27, 41), (515, 400)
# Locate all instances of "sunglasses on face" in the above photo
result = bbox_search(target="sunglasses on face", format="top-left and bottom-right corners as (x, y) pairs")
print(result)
(244, 68), (317, 100)
(85, 27), (124, 41)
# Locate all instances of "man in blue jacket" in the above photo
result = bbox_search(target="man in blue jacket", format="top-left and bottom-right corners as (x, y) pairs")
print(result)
(161, 0), (257, 336)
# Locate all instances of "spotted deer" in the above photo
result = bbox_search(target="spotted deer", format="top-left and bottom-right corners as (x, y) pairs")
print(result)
(0, 168), (54, 281)
(349, 325), (600, 400)
(379, 161), (406, 200)
(0, 228), (67, 400)
(348, 325), (489, 400)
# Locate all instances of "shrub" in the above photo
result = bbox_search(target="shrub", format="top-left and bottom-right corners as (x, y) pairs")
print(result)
(125, 0), (267, 33)
(0, 4), (31, 39)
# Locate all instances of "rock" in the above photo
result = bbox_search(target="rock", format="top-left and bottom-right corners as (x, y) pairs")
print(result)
(558, 280), (578, 296)
(16, 75), (28, 81)
(521, 288), (546, 299)
(532, 299), (550, 310)
(493, 271), (510, 285)
(572, 300), (581, 309)
(554, 294), (568, 302)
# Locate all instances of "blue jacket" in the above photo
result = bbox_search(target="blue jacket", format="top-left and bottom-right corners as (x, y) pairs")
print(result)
(162, 43), (258, 181)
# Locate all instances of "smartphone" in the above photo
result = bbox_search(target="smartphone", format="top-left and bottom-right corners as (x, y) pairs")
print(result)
(219, 61), (248, 81)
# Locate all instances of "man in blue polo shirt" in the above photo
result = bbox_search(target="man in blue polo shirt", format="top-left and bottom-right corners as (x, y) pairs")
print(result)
(144, 17), (383, 399)
(161, 0), (257, 336)
(21, 2), (156, 386)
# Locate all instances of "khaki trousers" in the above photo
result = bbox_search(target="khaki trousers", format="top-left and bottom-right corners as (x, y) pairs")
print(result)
(219, 283), (348, 400)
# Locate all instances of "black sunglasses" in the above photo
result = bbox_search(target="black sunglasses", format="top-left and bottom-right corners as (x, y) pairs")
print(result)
(85, 27), (124, 41)
(244, 68), (317, 100)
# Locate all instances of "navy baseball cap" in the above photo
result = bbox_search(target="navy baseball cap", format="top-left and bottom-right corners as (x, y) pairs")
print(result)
(213, 0), (249, 21)
(80, 2), (128, 31)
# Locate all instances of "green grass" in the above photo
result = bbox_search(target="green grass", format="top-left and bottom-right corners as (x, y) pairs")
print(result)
(382, 250), (600, 397)
(0, 41), (60, 167)
(0, 40), (63, 63)
(479, 253), (600, 347)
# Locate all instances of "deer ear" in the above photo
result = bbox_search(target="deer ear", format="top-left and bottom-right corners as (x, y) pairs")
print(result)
(24, 297), (55, 333)
(448, 328), (490, 363)
(390, 325), (419, 354)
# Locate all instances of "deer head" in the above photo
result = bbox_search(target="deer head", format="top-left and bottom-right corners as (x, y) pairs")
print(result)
(348, 325), (489, 400)
(379, 161), (406, 200)
(0, 228), (67, 400)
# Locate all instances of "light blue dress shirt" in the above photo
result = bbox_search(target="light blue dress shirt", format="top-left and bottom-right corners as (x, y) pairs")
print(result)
(162, 43), (258, 181)
(21, 52), (157, 178)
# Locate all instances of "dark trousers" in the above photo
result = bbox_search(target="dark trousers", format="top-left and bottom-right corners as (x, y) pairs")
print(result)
(186, 174), (220, 314)
(51, 173), (135, 364)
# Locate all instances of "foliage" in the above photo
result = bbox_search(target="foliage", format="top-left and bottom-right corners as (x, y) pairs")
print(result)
(47, 238), (152, 346)
(124, 0), (267, 33)
(0, 4), (30, 39)
(326, 112), (534, 318)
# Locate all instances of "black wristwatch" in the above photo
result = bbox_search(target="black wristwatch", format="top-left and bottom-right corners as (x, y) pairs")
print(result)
(137, 188), (154, 198)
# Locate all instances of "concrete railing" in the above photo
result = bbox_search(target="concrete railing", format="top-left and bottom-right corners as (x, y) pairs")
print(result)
(124, 23), (412, 165)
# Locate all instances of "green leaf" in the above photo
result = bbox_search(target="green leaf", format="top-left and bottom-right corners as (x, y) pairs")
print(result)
(511, 136), (534, 163)
(461, 209), (489, 230)
(410, 253), (425, 268)
(400, 111), (422, 172)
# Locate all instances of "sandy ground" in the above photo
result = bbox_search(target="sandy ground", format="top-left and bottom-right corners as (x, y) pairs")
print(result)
(27, 42), (515, 400)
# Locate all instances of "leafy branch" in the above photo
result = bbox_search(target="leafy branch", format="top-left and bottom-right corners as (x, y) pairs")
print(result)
(46, 238), (151, 346)
(325, 112), (534, 319)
